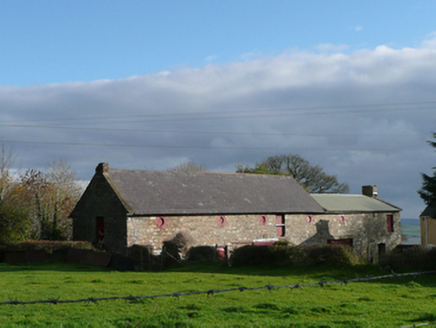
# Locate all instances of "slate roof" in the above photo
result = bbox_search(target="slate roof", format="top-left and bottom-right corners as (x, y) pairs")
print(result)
(420, 205), (436, 218)
(311, 194), (401, 213)
(103, 167), (325, 216)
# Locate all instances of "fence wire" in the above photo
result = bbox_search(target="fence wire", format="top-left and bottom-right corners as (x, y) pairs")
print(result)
(1, 269), (435, 307)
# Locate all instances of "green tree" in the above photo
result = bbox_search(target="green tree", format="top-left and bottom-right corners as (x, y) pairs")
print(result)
(0, 145), (32, 244)
(418, 133), (436, 205)
(237, 154), (349, 193)
(0, 145), (83, 243)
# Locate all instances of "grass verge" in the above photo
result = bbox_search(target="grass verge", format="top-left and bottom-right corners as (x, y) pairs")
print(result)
(0, 262), (435, 327)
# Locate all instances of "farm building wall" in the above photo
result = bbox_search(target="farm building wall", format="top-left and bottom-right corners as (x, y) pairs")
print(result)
(127, 211), (401, 260)
(72, 173), (128, 253)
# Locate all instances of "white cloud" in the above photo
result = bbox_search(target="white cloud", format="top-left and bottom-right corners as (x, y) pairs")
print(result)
(2, 39), (436, 217)
(314, 43), (350, 53)
(204, 55), (218, 62)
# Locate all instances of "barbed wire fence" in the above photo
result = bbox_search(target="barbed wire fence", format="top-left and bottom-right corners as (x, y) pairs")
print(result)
(1, 269), (435, 307)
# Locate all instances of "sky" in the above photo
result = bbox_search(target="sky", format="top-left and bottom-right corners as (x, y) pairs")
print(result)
(1, 1), (436, 218)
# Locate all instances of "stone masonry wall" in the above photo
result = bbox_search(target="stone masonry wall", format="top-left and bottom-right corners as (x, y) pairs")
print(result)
(127, 214), (279, 251)
(127, 211), (401, 260)
(72, 172), (128, 253)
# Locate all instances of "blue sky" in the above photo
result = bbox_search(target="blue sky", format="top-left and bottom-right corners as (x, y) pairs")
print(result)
(2, 1), (436, 86)
(1, 1), (436, 218)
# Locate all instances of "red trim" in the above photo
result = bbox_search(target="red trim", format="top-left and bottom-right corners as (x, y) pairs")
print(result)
(387, 215), (394, 232)
(306, 215), (312, 224)
(275, 215), (285, 237)
(339, 215), (345, 225)
(156, 216), (167, 229)
(259, 215), (267, 226)
(327, 238), (353, 247)
(217, 216), (227, 227)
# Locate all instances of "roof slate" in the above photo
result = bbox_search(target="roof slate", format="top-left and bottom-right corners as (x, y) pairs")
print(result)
(311, 194), (401, 213)
(104, 168), (325, 215)
(420, 205), (436, 218)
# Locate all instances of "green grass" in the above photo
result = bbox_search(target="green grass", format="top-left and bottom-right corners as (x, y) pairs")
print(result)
(0, 262), (436, 327)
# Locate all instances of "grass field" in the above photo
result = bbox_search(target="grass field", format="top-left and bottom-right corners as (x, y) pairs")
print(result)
(1, 262), (436, 327)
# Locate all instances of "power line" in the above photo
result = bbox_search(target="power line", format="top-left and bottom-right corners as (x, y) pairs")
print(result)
(0, 139), (424, 151)
(2, 100), (435, 125)
(46, 105), (436, 126)
(0, 123), (424, 138)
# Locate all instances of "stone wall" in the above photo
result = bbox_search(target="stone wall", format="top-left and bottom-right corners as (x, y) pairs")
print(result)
(72, 172), (128, 253)
(286, 212), (401, 262)
(127, 211), (401, 260)
(127, 214), (279, 251)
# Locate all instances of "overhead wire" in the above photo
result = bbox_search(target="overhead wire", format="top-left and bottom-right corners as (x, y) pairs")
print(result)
(0, 100), (433, 151)
(1, 100), (435, 125)
(0, 139), (424, 151)
(0, 123), (424, 138)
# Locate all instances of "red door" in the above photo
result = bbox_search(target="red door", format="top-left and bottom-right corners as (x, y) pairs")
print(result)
(275, 215), (285, 237)
(96, 217), (105, 243)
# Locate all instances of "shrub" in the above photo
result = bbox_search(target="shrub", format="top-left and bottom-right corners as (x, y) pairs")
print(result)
(185, 246), (219, 262)
(380, 246), (435, 271)
(229, 244), (356, 267)
(299, 244), (354, 267)
(230, 245), (274, 266)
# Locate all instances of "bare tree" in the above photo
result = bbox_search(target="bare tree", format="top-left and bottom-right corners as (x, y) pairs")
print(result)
(44, 159), (83, 240)
(168, 161), (207, 173)
(0, 144), (16, 203)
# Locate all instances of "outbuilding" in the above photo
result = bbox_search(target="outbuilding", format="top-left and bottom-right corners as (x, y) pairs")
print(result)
(71, 163), (402, 261)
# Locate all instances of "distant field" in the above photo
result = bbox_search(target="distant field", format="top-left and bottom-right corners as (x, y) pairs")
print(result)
(0, 262), (435, 327)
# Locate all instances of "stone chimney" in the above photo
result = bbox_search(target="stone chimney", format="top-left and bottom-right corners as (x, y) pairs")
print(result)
(96, 162), (109, 174)
(362, 185), (378, 198)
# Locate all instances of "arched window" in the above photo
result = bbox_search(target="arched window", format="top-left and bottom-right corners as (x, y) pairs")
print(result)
(306, 215), (313, 224)
(156, 216), (167, 229)
(217, 216), (227, 227)
(339, 215), (345, 225)
(259, 215), (267, 226)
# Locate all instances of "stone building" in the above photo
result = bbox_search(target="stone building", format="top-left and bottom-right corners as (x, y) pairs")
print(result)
(71, 163), (402, 260)
(311, 186), (401, 263)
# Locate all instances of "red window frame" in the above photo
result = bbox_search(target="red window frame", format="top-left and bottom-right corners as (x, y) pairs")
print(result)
(259, 215), (267, 226)
(306, 215), (313, 224)
(156, 216), (167, 229)
(327, 238), (353, 247)
(217, 216), (227, 227)
(339, 215), (345, 225)
(275, 215), (285, 237)
(387, 215), (394, 233)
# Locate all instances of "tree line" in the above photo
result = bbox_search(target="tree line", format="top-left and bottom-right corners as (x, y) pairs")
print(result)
(0, 146), (82, 244)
